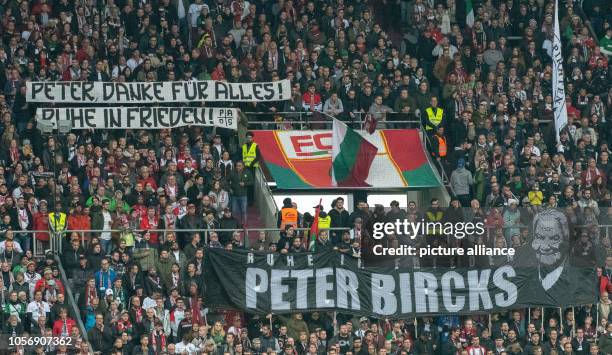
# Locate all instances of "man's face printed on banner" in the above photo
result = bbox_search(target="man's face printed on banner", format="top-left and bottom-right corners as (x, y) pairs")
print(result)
(531, 210), (569, 269)
(532, 218), (564, 266)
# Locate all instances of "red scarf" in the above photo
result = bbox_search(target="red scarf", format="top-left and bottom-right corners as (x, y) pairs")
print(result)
(85, 286), (96, 307)
(134, 307), (143, 323)
(190, 297), (202, 325)
(117, 319), (132, 333)
(9, 147), (19, 163)
(150, 330), (166, 352)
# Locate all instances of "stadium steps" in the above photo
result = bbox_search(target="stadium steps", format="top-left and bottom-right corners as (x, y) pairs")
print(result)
(245, 205), (265, 246)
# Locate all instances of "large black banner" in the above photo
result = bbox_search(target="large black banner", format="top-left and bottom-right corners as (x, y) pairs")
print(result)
(203, 248), (597, 317)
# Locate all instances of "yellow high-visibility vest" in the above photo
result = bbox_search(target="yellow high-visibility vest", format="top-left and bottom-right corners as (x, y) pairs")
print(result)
(425, 107), (444, 130)
(242, 143), (259, 168)
(318, 215), (331, 229)
(48, 212), (67, 232)
(425, 210), (443, 235)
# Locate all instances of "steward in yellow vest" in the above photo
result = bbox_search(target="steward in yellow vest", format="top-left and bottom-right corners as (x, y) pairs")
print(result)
(48, 211), (67, 233)
(425, 198), (444, 236)
(318, 214), (331, 229)
(311, 204), (332, 230)
(423, 97), (445, 132)
(242, 131), (260, 168)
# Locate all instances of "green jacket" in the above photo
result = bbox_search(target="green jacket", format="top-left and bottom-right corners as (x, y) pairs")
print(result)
(473, 168), (486, 203)
(2, 301), (26, 322)
(132, 245), (158, 273)
(600, 35), (612, 56)
(86, 196), (116, 211)
(157, 256), (174, 289)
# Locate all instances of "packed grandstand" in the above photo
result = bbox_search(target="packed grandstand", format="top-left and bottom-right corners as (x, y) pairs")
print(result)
(0, 0), (610, 354)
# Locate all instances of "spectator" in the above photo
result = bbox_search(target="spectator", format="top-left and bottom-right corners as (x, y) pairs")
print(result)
(450, 158), (474, 207)
(0, 0), (606, 352)
(324, 92), (344, 117)
(229, 161), (253, 226)
(302, 84), (323, 112)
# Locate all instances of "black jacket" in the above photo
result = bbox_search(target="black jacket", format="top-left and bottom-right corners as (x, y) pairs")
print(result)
(62, 245), (85, 276)
(88, 325), (115, 353)
(328, 208), (350, 244)
(9, 206), (32, 233)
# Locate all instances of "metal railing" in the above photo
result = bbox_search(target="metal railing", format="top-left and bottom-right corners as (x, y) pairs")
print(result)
(19, 221), (612, 258)
(254, 168), (280, 241)
(244, 111), (421, 130)
(23, 227), (353, 257)
(54, 254), (89, 345)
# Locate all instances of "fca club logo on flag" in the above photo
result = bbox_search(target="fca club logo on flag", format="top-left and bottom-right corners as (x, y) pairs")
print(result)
(290, 133), (332, 157)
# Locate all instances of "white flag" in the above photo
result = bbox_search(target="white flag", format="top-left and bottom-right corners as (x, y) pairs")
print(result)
(551, 0), (568, 143)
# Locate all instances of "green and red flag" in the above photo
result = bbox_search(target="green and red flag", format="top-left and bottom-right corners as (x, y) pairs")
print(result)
(331, 119), (378, 187)
(466, 0), (475, 27)
(254, 129), (442, 189)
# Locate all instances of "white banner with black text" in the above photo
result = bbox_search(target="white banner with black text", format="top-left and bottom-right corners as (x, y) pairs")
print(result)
(36, 107), (239, 130)
(26, 80), (291, 103)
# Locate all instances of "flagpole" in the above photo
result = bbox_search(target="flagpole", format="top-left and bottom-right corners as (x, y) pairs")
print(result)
(559, 307), (563, 335)
(552, 0), (568, 143)
(333, 311), (338, 335)
(572, 306), (576, 338)
(528, 308), (531, 328)
(541, 308), (545, 334)
(596, 306), (599, 337)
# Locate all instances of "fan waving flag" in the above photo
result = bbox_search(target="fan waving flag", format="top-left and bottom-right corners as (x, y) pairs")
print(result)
(331, 119), (378, 187)
(466, 0), (474, 27)
(309, 199), (322, 252)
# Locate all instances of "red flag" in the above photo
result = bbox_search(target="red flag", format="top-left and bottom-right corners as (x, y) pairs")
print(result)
(364, 113), (377, 134)
(309, 198), (322, 251)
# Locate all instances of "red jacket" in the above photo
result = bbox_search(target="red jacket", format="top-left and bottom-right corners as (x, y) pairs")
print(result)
(53, 318), (77, 336)
(302, 92), (322, 110)
(138, 177), (158, 191)
(33, 212), (50, 242)
(67, 214), (91, 233)
(140, 215), (160, 245)
(34, 277), (66, 296)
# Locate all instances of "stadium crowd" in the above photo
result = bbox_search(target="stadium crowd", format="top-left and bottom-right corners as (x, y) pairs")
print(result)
(0, 0), (608, 354)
